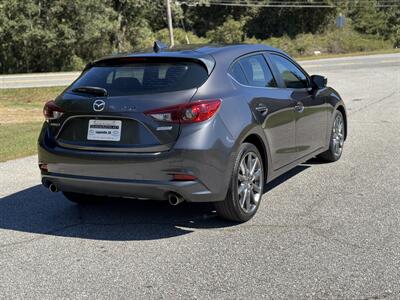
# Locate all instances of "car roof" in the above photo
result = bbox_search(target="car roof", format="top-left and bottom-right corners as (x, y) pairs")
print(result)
(92, 44), (290, 74)
(193, 44), (287, 56)
(95, 44), (288, 62)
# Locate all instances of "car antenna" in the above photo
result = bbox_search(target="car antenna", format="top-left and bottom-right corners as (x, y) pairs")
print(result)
(153, 41), (167, 53)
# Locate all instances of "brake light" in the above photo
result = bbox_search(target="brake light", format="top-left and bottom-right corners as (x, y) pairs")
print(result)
(43, 100), (64, 121)
(145, 99), (221, 124)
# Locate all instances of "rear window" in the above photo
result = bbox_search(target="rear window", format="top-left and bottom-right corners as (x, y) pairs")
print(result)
(69, 61), (208, 96)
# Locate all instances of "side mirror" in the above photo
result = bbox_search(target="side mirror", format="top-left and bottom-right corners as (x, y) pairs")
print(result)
(311, 75), (327, 89)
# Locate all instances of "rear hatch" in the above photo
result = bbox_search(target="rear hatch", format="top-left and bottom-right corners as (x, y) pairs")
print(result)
(50, 57), (211, 152)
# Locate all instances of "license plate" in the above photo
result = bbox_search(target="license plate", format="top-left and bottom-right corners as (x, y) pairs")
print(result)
(87, 120), (122, 142)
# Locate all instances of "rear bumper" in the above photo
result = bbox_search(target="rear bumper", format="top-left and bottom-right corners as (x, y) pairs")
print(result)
(42, 172), (213, 202)
(38, 130), (234, 203)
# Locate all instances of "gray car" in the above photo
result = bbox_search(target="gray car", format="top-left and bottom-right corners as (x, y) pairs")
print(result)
(38, 43), (347, 222)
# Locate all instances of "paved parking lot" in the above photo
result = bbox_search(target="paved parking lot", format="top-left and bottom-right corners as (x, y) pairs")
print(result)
(0, 53), (399, 299)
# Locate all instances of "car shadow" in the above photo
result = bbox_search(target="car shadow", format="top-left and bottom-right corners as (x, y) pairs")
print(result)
(264, 165), (309, 192)
(303, 157), (328, 165)
(0, 165), (309, 241)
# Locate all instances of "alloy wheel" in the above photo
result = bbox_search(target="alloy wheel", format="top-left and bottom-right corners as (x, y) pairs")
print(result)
(237, 152), (263, 214)
(332, 114), (345, 157)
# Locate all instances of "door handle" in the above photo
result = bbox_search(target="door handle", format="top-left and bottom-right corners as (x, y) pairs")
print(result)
(294, 102), (304, 113)
(255, 104), (268, 115)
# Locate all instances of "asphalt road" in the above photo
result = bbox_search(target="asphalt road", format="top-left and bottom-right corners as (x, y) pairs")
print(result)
(0, 53), (399, 299)
(0, 72), (80, 89)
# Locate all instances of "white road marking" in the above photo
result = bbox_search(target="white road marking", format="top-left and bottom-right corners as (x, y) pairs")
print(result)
(302, 60), (400, 68)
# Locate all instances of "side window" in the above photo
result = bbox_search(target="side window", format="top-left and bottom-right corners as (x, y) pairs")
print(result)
(239, 54), (277, 88)
(270, 54), (309, 89)
(230, 62), (248, 85)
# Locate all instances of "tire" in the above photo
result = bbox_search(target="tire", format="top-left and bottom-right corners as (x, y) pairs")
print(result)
(214, 143), (265, 222)
(63, 192), (105, 205)
(318, 110), (345, 162)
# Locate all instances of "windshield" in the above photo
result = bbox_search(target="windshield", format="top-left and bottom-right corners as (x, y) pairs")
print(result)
(69, 61), (208, 97)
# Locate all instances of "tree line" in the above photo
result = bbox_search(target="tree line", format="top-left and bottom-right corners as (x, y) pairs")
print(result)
(0, 0), (398, 74)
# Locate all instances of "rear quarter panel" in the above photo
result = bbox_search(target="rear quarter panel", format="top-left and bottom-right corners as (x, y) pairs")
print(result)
(192, 58), (274, 184)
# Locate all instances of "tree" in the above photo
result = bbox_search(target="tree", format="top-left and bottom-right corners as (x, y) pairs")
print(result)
(0, 0), (397, 74)
(206, 18), (246, 43)
(385, 8), (400, 47)
(246, 4), (338, 39)
(0, 0), (116, 73)
(182, 1), (252, 37)
(348, 0), (387, 36)
(348, 0), (400, 46)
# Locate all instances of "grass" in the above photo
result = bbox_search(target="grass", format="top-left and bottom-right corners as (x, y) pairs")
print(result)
(0, 86), (65, 116)
(0, 86), (65, 161)
(0, 86), (66, 124)
(0, 122), (43, 162)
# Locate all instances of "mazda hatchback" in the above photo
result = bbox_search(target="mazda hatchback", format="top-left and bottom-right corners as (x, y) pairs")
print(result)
(38, 43), (347, 222)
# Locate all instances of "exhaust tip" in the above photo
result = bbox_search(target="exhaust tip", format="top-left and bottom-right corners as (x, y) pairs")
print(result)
(49, 183), (58, 193)
(168, 193), (184, 206)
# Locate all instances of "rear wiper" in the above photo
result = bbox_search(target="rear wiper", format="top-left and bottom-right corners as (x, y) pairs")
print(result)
(72, 86), (108, 97)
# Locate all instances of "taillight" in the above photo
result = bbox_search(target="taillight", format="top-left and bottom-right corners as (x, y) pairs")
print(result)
(145, 99), (221, 124)
(43, 100), (64, 121)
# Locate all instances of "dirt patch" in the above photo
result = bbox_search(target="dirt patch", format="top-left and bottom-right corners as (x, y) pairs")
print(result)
(0, 107), (43, 124)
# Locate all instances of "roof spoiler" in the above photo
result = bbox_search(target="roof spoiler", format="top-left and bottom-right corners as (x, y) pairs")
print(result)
(90, 53), (216, 75)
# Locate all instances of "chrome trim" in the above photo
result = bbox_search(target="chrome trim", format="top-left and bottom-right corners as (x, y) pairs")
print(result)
(227, 73), (281, 90)
(255, 105), (268, 114)
(294, 102), (305, 113)
(156, 126), (173, 131)
(93, 99), (106, 112)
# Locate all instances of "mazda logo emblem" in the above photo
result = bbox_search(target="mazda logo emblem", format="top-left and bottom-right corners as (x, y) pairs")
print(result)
(93, 99), (106, 112)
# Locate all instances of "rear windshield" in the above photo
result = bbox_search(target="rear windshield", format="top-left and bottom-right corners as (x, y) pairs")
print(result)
(69, 61), (208, 96)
